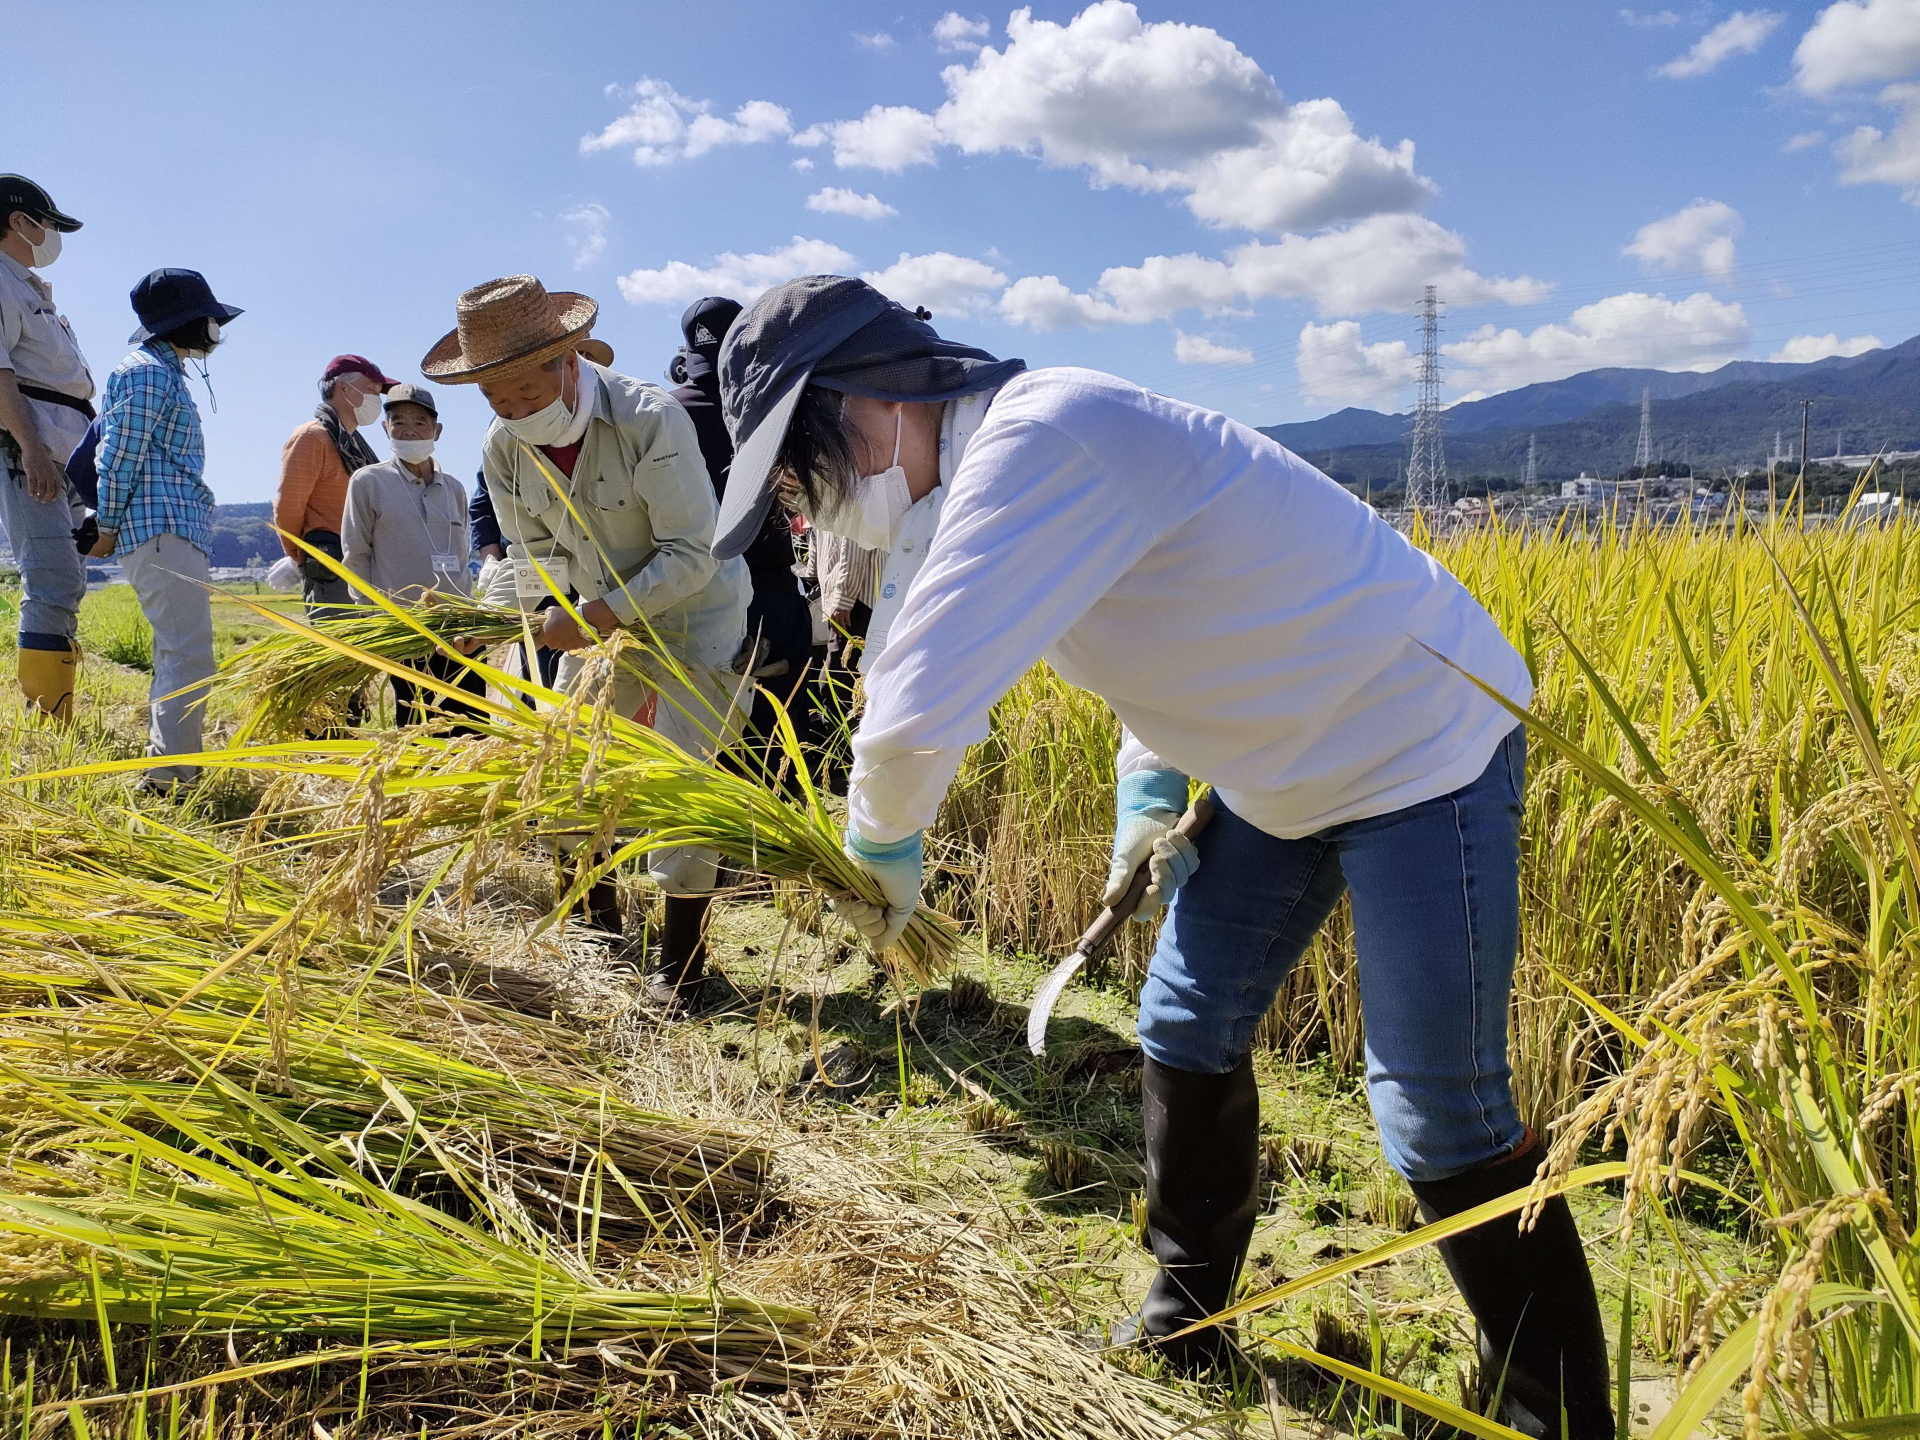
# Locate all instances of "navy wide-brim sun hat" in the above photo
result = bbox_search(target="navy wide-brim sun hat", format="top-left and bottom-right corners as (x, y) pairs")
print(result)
(128, 267), (244, 344)
(713, 275), (1024, 560)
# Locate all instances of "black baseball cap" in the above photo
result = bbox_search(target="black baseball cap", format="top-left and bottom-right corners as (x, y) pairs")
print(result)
(712, 275), (1023, 559)
(0, 175), (81, 232)
(681, 296), (743, 354)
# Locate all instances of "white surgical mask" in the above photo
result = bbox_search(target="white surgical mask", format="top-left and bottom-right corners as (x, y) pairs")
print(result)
(811, 408), (913, 551)
(391, 437), (435, 464)
(206, 319), (222, 345)
(351, 391), (382, 428)
(499, 391), (574, 447)
(26, 222), (60, 269)
(500, 369), (592, 449)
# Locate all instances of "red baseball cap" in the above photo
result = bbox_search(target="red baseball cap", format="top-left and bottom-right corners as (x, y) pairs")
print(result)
(321, 354), (399, 391)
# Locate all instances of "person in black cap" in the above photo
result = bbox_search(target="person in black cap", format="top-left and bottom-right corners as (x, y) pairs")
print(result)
(666, 296), (818, 790)
(93, 268), (242, 793)
(710, 276), (1613, 1434)
(0, 175), (93, 722)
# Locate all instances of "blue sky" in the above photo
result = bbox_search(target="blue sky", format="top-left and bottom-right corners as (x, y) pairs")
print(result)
(10, 0), (1920, 504)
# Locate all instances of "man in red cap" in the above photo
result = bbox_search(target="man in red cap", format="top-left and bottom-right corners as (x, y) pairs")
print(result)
(274, 353), (397, 619)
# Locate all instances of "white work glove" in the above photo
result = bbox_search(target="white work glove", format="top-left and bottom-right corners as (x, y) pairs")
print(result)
(836, 827), (923, 952)
(1104, 769), (1200, 922)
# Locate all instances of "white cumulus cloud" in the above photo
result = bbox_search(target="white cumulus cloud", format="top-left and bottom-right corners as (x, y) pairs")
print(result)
(1792, 2), (1920, 200)
(1784, 129), (1828, 150)
(1834, 83), (1920, 198)
(805, 187), (898, 220)
(997, 274), (1129, 328)
(560, 202), (610, 267)
(1443, 292), (1751, 394)
(1174, 332), (1255, 366)
(1769, 331), (1885, 361)
(1659, 11), (1785, 77)
(934, 12), (991, 51)
(932, 2), (1434, 234)
(582, 80), (791, 165)
(793, 105), (946, 171)
(795, 2), (1432, 235)
(1793, 0), (1920, 93)
(614, 237), (857, 306)
(1623, 199), (1742, 276)
(1295, 320), (1419, 405)
(1620, 7), (1682, 24)
(854, 31), (896, 49)
(862, 252), (1008, 315)
(1000, 214), (1546, 330)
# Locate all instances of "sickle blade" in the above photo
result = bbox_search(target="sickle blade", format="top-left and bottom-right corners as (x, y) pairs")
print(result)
(1026, 949), (1090, 1057)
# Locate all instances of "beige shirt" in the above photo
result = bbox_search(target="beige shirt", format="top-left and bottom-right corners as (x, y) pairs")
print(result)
(342, 458), (471, 604)
(479, 361), (747, 669)
(0, 251), (94, 460)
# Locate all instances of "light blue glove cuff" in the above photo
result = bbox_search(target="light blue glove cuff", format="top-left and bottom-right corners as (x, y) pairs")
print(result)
(1116, 768), (1189, 824)
(844, 827), (925, 866)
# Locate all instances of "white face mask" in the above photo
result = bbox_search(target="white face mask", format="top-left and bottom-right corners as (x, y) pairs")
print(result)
(810, 408), (913, 552)
(351, 391), (383, 428)
(23, 220), (60, 269)
(499, 370), (591, 449)
(175, 319), (221, 361)
(391, 437), (435, 464)
(499, 391), (573, 446)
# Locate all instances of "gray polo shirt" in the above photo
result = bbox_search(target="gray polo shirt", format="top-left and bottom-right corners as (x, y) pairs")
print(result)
(341, 458), (471, 604)
(0, 251), (94, 460)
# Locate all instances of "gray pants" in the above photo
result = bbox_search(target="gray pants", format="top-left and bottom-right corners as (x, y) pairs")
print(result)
(120, 533), (215, 785)
(303, 574), (354, 618)
(0, 442), (86, 643)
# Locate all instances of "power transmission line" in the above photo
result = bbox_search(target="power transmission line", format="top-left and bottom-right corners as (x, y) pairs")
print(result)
(1406, 286), (1448, 510)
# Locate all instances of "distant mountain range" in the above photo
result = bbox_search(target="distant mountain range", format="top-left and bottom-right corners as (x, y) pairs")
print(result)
(1259, 335), (1920, 484)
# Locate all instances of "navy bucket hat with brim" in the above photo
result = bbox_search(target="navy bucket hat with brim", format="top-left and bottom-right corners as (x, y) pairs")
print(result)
(127, 268), (243, 345)
(713, 275), (1025, 560)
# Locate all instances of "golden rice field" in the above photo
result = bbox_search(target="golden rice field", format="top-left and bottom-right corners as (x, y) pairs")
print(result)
(1, 511), (1918, 1437)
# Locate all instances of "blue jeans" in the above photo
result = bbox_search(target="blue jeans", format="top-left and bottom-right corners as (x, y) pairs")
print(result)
(1137, 726), (1527, 1183)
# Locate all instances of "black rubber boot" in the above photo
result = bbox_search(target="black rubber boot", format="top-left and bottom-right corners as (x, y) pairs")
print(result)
(583, 875), (623, 938)
(645, 895), (713, 1012)
(1408, 1131), (1614, 1440)
(1111, 1054), (1260, 1371)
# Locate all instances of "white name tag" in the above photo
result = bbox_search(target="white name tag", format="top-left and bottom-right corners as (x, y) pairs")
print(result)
(514, 556), (570, 598)
(430, 551), (460, 576)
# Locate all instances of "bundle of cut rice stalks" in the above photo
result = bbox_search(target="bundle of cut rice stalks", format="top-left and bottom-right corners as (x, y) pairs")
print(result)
(217, 591), (534, 743)
(43, 586), (964, 983)
(0, 890), (772, 1227)
(0, 1070), (811, 1384)
(0, 797), (774, 1226)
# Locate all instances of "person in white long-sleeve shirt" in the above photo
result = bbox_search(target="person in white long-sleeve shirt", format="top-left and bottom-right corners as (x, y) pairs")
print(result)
(708, 276), (1612, 1435)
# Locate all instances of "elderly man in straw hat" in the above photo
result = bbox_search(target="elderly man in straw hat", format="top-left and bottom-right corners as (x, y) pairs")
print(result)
(425, 275), (749, 1011)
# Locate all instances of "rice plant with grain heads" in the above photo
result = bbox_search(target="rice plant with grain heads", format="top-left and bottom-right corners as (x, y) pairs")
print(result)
(7, 507), (1920, 1436)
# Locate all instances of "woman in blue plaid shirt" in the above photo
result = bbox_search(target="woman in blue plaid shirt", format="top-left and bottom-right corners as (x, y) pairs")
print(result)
(91, 268), (241, 794)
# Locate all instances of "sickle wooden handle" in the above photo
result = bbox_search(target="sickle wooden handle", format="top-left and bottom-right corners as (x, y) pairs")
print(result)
(1074, 791), (1216, 962)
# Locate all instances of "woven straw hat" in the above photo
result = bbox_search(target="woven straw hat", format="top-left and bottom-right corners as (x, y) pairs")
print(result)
(422, 275), (599, 383)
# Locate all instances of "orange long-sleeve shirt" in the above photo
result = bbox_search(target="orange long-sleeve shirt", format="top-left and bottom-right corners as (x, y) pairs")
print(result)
(274, 419), (353, 559)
